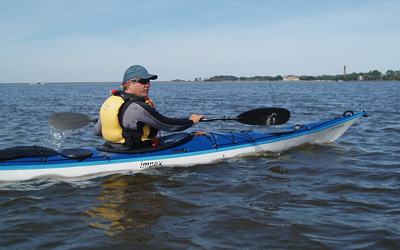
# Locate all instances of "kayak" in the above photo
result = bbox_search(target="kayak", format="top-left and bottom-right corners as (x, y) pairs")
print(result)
(0, 110), (367, 182)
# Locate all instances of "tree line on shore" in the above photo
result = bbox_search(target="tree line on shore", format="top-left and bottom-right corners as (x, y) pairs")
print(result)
(188, 69), (400, 82)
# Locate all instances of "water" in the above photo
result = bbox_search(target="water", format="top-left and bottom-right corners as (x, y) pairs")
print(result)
(0, 81), (399, 249)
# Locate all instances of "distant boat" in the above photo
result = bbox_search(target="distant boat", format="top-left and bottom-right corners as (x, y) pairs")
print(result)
(30, 81), (45, 85)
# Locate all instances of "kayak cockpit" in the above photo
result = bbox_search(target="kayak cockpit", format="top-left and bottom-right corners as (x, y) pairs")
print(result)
(95, 132), (193, 154)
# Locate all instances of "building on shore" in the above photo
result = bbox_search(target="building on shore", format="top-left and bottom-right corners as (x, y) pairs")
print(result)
(283, 75), (300, 81)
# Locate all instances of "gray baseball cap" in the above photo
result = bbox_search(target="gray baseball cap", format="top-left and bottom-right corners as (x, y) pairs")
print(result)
(122, 65), (158, 83)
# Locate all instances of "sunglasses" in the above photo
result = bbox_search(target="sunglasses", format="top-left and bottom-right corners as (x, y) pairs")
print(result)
(131, 78), (150, 85)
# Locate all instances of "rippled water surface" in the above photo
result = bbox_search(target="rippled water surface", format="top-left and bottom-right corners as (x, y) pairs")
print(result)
(0, 81), (399, 249)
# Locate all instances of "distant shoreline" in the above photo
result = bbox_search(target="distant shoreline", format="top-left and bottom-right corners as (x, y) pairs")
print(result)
(1, 80), (400, 85)
(2, 68), (399, 84)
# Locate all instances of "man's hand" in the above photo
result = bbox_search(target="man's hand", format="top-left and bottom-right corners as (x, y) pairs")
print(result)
(189, 114), (204, 125)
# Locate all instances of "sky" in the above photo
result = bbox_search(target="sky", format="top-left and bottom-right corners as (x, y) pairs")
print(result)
(1, 0), (399, 83)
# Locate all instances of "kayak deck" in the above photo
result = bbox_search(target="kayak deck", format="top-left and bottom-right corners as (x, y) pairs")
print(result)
(0, 110), (367, 181)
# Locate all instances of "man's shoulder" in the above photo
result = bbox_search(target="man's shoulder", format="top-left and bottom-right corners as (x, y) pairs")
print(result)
(125, 100), (154, 112)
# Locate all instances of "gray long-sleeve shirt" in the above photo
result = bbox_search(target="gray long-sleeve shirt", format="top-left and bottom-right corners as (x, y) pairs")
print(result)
(94, 100), (194, 137)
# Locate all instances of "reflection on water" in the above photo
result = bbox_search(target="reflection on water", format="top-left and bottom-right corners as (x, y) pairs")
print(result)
(85, 173), (180, 241)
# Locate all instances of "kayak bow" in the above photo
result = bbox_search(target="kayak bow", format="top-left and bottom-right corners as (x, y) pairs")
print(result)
(0, 110), (367, 182)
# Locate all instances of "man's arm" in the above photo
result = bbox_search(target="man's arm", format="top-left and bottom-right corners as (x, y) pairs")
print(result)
(122, 102), (195, 132)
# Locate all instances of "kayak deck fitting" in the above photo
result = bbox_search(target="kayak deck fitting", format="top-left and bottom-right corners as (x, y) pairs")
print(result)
(0, 110), (367, 182)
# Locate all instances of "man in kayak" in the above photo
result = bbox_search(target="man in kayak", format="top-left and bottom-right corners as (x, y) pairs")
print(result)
(94, 65), (204, 149)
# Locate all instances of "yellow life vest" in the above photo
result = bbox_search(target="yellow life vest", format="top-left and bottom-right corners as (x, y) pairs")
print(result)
(99, 95), (125, 143)
(141, 97), (157, 144)
(99, 94), (158, 145)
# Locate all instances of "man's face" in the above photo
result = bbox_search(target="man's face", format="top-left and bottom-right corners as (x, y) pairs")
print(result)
(125, 79), (150, 97)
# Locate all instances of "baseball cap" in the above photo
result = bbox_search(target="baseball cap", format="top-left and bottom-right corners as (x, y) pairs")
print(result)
(122, 65), (158, 84)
